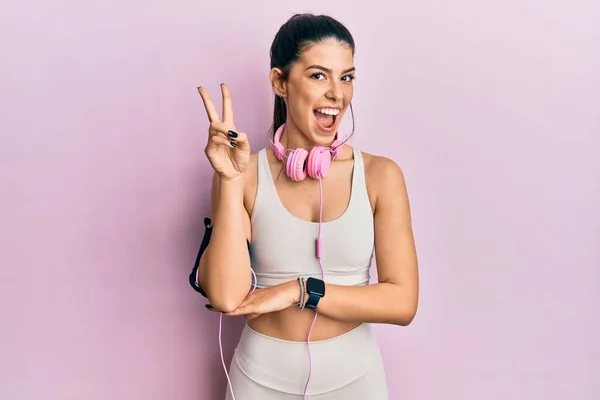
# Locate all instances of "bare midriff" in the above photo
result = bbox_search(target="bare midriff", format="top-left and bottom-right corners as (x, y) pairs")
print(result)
(247, 308), (361, 342)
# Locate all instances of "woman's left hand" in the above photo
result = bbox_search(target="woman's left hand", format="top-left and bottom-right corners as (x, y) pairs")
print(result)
(206, 281), (298, 320)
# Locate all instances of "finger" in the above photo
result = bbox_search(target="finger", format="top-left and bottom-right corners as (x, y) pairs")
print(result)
(210, 126), (248, 148)
(209, 121), (236, 138)
(208, 134), (237, 149)
(225, 303), (253, 316)
(221, 83), (233, 123)
(225, 130), (246, 142)
(197, 86), (220, 123)
(229, 130), (250, 152)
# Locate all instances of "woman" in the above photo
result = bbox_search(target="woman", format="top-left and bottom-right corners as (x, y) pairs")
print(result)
(196, 13), (419, 399)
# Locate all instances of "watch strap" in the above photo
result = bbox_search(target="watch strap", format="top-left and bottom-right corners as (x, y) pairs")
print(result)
(304, 293), (320, 310)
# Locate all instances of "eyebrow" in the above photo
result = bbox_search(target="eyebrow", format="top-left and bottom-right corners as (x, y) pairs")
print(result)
(305, 64), (356, 74)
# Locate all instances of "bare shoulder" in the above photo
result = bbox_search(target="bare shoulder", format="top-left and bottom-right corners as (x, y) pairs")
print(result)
(360, 150), (408, 211)
(361, 151), (405, 181)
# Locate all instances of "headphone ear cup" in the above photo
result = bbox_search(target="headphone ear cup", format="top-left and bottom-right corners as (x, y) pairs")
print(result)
(307, 147), (332, 179)
(270, 140), (285, 161)
(286, 148), (309, 181)
(270, 123), (287, 161)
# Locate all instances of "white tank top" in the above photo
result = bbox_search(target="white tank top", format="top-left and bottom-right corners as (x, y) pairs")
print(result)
(249, 147), (374, 288)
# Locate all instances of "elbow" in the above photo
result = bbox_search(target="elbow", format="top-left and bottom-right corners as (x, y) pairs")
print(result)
(207, 295), (245, 314)
(394, 310), (417, 326)
(202, 277), (249, 313)
(379, 280), (418, 326)
(197, 263), (250, 313)
(392, 300), (418, 326)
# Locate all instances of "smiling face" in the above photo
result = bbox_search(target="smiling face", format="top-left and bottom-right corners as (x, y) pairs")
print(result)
(271, 38), (355, 148)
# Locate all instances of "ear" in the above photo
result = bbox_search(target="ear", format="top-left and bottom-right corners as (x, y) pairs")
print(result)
(269, 67), (287, 98)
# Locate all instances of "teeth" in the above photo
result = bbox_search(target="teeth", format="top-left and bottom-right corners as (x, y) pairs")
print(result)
(316, 108), (340, 116)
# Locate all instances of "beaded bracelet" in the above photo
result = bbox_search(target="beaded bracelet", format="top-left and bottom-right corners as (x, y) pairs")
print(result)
(296, 277), (306, 309)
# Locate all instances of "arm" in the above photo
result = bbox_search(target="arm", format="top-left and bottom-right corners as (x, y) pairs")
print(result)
(226, 157), (419, 326)
(197, 171), (252, 312)
(294, 157), (419, 325)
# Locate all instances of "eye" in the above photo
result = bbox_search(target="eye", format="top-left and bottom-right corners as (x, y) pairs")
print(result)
(309, 72), (355, 82)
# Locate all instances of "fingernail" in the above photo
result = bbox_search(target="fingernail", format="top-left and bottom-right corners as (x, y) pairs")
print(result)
(230, 141), (237, 148)
(197, 86), (202, 90)
(205, 304), (213, 309)
(227, 130), (238, 138)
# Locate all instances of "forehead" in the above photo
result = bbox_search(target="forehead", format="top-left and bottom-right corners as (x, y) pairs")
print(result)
(297, 39), (354, 70)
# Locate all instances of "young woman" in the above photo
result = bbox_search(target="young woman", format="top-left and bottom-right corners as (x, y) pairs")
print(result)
(196, 13), (419, 400)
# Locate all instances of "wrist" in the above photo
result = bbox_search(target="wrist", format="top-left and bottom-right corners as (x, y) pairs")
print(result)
(219, 174), (245, 187)
(287, 279), (309, 309)
(217, 177), (245, 203)
(287, 280), (302, 305)
(304, 277), (325, 311)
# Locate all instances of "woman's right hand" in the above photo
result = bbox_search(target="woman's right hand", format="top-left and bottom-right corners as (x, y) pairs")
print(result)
(198, 84), (251, 182)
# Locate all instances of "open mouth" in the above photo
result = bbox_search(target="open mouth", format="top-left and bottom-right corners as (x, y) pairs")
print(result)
(313, 108), (340, 131)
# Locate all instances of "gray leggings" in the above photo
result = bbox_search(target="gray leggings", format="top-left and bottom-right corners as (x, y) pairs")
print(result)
(225, 323), (389, 399)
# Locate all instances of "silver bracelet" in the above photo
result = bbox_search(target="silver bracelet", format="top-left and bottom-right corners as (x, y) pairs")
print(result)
(296, 277), (306, 309)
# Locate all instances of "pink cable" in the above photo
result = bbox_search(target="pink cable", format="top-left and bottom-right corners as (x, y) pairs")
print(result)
(220, 268), (257, 400)
(222, 164), (327, 399)
(302, 174), (325, 399)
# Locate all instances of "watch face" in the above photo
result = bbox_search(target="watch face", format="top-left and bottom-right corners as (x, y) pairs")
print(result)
(307, 277), (325, 296)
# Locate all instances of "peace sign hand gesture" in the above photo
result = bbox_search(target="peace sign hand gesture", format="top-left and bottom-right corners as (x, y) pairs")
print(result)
(198, 84), (251, 182)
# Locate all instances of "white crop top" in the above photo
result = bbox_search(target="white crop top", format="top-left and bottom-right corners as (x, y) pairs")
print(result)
(249, 147), (375, 288)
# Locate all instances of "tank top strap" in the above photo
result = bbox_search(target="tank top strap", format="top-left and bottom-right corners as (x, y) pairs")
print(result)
(256, 148), (271, 187)
(253, 148), (278, 218)
(348, 147), (372, 214)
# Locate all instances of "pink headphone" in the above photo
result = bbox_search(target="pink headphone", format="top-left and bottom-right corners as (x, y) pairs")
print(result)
(270, 123), (344, 181)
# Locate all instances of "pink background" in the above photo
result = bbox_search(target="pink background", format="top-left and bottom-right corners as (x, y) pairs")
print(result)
(1, 1), (599, 399)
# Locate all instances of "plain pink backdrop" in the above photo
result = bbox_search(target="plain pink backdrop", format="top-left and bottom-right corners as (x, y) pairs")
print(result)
(1, 1), (599, 399)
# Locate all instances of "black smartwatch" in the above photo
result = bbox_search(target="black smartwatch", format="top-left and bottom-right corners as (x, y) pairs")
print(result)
(304, 277), (325, 311)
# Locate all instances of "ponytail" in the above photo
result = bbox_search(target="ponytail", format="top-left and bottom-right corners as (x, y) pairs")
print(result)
(272, 95), (287, 138)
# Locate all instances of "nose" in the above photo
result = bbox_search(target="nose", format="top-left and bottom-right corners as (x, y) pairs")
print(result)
(325, 80), (342, 101)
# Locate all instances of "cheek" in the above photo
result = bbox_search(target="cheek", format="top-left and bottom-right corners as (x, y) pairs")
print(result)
(287, 87), (318, 118)
(287, 96), (308, 123)
(343, 86), (354, 105)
